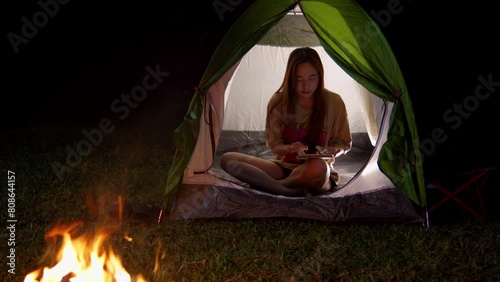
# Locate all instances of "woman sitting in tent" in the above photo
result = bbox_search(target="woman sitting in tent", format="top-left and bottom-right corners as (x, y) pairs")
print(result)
(220, 47), (352, 197)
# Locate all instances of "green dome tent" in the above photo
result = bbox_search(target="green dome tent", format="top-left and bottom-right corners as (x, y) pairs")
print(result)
(161, 0), (426, 223)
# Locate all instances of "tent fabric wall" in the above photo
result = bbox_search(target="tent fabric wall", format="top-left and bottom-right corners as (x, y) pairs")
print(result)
(162, 0), (426, 222)
(182, 63), (240, 176)
(222, 45), (370, 134)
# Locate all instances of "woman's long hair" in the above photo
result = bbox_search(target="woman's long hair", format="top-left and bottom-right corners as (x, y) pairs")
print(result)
(267, 47), (326, 151)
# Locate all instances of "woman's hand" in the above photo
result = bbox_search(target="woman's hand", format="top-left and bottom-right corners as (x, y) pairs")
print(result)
(287, 142), (308, 155)
(316, 145), (343, 158)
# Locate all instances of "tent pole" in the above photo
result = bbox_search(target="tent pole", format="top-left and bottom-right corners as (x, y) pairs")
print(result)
(424, 208), (430, 228)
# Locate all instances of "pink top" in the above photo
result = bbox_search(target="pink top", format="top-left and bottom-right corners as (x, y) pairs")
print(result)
(265, 89), (352, 183)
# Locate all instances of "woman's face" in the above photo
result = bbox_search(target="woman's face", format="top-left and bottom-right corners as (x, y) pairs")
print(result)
(295, 62), (319, 100)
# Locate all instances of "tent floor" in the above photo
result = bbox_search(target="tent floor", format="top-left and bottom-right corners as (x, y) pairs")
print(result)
(165, 182), (424, 223)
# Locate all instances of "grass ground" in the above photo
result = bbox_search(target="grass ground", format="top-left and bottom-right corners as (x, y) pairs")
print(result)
(1, 123), (499, 282)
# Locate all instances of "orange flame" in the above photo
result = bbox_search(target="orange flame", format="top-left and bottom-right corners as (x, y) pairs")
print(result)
(24, 223), (147, 282)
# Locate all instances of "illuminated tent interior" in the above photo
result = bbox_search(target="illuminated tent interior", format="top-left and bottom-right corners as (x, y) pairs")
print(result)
(161, 0), (426, 223)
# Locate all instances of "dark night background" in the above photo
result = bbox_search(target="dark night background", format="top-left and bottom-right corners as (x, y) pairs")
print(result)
(3, 1), (499, 219)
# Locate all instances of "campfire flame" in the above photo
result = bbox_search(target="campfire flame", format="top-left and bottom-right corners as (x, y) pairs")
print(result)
(24, 222), (147, 282)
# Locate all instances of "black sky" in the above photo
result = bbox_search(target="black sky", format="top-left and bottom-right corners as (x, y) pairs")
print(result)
(4, 0), (499, 168)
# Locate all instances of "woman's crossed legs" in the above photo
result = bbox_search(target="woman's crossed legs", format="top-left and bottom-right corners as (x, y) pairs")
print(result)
(220, 152), (331, 196)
